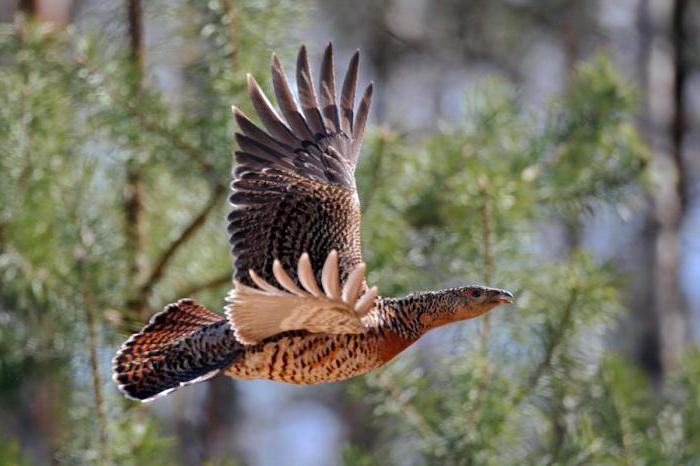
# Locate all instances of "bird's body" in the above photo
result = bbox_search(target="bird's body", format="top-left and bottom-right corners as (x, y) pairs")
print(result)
(224, 329), (397, 384)
(113, 43), (514, 402)
(225, 297), (422, 384)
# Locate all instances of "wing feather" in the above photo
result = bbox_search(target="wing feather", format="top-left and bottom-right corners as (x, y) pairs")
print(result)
(271, 54), (315, 141)
(246, 74), (299, 147)
(226, 252), (378, 344)
(296, 45), (325, 135)
(322, 250), (341, 300)
(228, 43), (373, 315)
(351, 82), (373, 166)
(298, 253), (323, 297)
(319, 43), (340, 133)
(340, 50), (359, 135)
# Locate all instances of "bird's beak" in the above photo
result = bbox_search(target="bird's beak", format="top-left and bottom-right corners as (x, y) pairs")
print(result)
(492, 289), (514, 305)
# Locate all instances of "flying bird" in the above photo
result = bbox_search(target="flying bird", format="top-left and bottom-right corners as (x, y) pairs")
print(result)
(112, 43), (514, 401)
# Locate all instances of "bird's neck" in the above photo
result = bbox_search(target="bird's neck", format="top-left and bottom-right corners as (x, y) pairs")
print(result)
(375, 291), (451, 341)
(371, 293), (454, 363)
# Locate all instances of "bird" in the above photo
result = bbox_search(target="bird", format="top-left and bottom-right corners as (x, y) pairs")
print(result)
(112, 43), (514, 402)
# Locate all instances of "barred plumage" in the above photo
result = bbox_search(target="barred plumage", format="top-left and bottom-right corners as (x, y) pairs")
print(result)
(112, 299), (241, 401)
(112, 43), (514, 402)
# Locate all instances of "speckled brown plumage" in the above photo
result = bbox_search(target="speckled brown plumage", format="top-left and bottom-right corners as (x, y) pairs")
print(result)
(112, 43), (513, 402)
(112, 299), (241, 400)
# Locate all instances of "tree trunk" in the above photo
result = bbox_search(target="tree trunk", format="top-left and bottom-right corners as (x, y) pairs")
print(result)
(641, 0), (690, 375)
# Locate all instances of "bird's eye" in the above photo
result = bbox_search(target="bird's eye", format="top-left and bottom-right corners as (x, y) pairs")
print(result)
(471, 290), (482, 298)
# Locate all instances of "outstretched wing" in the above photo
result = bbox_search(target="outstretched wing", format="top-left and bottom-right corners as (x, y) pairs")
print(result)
(228, 43), (373, 289)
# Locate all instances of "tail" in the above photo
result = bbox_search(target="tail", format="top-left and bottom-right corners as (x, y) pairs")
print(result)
(112, 299), (240, 402)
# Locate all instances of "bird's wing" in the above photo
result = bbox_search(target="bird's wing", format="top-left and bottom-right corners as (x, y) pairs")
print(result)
(226, 251), (378, 344)
(228, 43), (373, 291)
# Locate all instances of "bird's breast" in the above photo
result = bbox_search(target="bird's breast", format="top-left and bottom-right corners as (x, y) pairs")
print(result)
(222, 329), (408, 384)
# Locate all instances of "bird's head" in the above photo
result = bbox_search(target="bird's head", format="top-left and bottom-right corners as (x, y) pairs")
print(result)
(418, 285), (514, 331)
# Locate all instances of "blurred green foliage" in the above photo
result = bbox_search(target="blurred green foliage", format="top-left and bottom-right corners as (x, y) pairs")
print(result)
(0, 440), (34, 466)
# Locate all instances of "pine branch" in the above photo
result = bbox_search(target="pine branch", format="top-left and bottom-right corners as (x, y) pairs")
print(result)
(222, 0), (240, 69)
(77, 227), (108, 466)
(360, 130), (390, 215)
(671, 0), (689, 211)
(124, 0), (146, 312)
(114, 97), (214, 174)
(604, 370), (635, 466)
(136, 184), (226, 301)
(513, 289), (579, 405)
(479, 186), (494, 344)
(74, 58), (216, 175)
(127, 0), (144, 78)
(549, 393), (566, 464)
(464, 186), (495, 435)
(178, 271), (232, 297)
(124, 164), (144, 286)
(375, 371), (442, 449)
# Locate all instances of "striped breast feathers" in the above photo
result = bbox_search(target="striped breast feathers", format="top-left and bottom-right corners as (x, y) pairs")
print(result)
(226, 250), (378, 345)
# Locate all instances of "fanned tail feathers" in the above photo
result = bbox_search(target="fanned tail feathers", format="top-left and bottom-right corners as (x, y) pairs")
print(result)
(112, 299), (238, 402)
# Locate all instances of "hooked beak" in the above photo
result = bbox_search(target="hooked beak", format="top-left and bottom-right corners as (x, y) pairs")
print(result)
(491, 289), (514, 305)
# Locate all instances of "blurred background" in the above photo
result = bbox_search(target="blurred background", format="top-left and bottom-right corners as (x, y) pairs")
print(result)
(0, 0), (699, 465)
